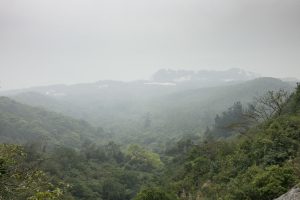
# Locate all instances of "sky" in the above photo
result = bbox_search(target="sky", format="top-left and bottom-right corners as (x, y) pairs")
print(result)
(0, 0), (299, 90)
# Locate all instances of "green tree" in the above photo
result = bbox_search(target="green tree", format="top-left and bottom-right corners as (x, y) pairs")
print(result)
(0, 144), (64, 200)
(134, 187), (178, 200)
(126, 144), (163, 171)
(102, 178), (128, 200)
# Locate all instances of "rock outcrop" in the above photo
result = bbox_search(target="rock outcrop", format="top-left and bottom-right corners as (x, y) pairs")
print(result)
(274, 186), (300, 200)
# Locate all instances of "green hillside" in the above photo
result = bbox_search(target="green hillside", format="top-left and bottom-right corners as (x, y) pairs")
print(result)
(1, 82), (299, 200)
(8, 78), (294, 145)
(0, 96), (103, 148)
(158, 84), (300, 200)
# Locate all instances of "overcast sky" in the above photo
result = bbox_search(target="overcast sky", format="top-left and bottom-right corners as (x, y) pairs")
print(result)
(0, 0), (299, 89)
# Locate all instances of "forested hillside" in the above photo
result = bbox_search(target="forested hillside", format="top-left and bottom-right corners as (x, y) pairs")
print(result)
(0, 97), (104, 148)
(0, 98), (165, 199)
(149, 77), (293, 135)
(1, 82), (299, 200)
(158, 83), (300, 199)
(4, 78), (294, 147)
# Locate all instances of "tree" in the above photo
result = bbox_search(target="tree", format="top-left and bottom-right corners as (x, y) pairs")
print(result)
(125, 144), (163, 171)
(104, 141), (124, 163)
(209, 102), (251, 138)
(0, 144), (65, 199)
(284, 83), (300, 114)
(102, 179), (128, 200)
(134, 187), (178, 200)
(248, 89), (289, 122)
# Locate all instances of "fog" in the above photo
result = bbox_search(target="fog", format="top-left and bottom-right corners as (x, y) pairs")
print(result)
(1, 1), (300, 198)
(0, 0), (299, 89)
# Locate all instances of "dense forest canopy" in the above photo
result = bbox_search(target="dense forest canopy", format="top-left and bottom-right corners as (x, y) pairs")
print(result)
(1, 77), (300, 199)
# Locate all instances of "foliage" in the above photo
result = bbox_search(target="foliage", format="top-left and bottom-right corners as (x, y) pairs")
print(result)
(23, 141), (162, 200)
(126, 144), (163, 171)
(0, 83), (299, 200)
(208, 101), (250, 138)
(249, 89), (289, 121)
(0, 97), (103, 148)
(165, 85), (300, 200)
(134, 187), (178, 200)
(0, 144), (65, 200)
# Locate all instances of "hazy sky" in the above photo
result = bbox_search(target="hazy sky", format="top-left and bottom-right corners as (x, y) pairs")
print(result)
(0, 0), (299, 89)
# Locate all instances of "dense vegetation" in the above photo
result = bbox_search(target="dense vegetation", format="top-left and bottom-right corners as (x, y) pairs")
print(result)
(0, 144), (65, 199)
(24, 142), (164, 199)
(9, 78), (293, 145)
(1, 80), (300, 199)
(161, 83), (300, 199)
(0, 97), (104, 148)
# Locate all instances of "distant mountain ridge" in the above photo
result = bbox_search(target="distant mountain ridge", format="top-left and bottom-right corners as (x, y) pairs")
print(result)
(0, 68), (296, 146)
(1, 68), (258, 98)
(1, 77), (293, 140)
(152, 68), (259, 83)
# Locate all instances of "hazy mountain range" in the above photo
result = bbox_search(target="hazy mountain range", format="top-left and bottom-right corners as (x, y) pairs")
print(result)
(1, 68), (258, 96)
(0, 68), (297, 145)
(0, 68), (299, 199)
